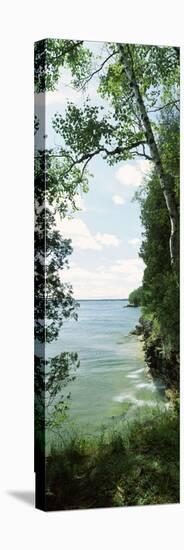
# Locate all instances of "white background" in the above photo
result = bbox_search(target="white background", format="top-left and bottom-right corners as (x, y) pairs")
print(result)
(0, 1), (183, 548)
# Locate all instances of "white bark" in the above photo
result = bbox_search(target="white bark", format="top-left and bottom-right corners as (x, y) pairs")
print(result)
(119, 45), (179, 274)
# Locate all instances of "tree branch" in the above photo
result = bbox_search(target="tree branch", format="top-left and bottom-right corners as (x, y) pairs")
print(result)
(79, 50), (118, 90)
(134, 151), (153, 161)
(102, 140), (148, 158)
(148, 100), (180, 113)
(35, 139), (152, 182)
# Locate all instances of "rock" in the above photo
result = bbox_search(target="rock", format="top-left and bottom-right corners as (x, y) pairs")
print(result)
(129, 323), (143, 336)
(124, 304), (138, 308)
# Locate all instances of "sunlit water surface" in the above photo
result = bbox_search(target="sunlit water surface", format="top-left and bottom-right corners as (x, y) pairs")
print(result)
(45, 300), (166, 435)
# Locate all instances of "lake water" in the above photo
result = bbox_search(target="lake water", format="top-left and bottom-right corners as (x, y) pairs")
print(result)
(46, 300), (166, 432)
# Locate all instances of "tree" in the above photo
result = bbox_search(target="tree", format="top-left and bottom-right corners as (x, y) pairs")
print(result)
(34, 149), (81, 447)
(128, 287), (143, 307)
(34, 38), (91, 442)
(135, 109), (179, 356)
(42, 40), (179, 276)
(34, 39), (92, 93)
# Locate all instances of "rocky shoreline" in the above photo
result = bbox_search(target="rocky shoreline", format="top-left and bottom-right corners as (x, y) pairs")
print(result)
(130, 317), (179, 395)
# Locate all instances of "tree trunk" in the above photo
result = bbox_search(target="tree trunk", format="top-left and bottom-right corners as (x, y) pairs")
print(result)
(119, 45), (179, 275)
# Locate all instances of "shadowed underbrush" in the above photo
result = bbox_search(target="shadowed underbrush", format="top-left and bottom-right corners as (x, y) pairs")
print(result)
(45, 406), (179, 511)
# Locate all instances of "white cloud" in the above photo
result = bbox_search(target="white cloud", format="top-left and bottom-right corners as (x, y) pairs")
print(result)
(44, 65), (99, 108)
(95, 232), (120, 247)
(46, 88), (81, 106)
(35, 88), (81, 108)
(61, 257), (145, 299)
(56, 217), (120, 251)
(73, 194), (86, 211)
(46, 91), (67, 105)
(111, 258), (144, 280)
(112, 194), (125, 205)
(86, 82), (99, 100)
(116, 160), (152, 187)
(59, 218), (101, 250)
(128, 238), (141, 247)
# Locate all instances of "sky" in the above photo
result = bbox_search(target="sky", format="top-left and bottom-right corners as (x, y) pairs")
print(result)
(35, 41), (152, 299)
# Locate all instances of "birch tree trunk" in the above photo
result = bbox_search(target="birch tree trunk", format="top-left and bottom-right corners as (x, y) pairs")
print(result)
(119, 45), (179, 276)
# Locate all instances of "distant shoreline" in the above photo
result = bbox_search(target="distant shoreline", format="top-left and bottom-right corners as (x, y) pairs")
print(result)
(76, 298), (128, 301)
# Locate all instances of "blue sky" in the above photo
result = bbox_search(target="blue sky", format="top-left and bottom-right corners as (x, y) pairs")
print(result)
(35, 41), (152, 299)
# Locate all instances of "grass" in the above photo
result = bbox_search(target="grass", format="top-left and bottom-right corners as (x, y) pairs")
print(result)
(45, 406), (179, 511)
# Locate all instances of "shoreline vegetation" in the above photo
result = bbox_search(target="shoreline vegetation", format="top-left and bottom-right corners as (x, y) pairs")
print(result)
(46, 406), (179, 511)
(44, 313), (179, 511)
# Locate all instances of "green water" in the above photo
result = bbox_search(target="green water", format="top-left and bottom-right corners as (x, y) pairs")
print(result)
(46, 300), (166, 433)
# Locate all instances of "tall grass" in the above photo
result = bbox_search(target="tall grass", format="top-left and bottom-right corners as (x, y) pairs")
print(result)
(45, 406), (179, 510)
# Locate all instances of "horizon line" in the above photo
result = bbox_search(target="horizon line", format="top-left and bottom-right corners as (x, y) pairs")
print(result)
(75, 298), (129, 301)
